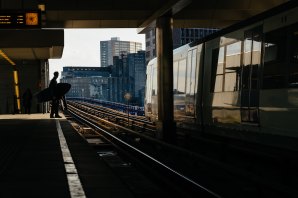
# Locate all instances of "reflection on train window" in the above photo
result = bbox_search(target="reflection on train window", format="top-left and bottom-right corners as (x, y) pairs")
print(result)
(152, 67), (157, 95)
(145, 64), (153, 103)
(186, 49), (198, 116)
(195, 46), (201, 95)
(173, 61), (179, 93)
(191, 49), (197, 94)
(211, 42), (242, 93)
(210, 48), (219, 92)
(263, 27), (287, 89)
(225, 41), (241, 91)
(186, 51), (192, 95)
(289, 24), (298, 88)
(186, 49), (197, 95)
(251, 32), (262, 90)
(214, 75), (223, 92)
(214, 47), (224, 92)
(177, 59), (186, 94)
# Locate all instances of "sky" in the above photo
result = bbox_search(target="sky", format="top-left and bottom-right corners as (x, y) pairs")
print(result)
(48, 28), (146, 81)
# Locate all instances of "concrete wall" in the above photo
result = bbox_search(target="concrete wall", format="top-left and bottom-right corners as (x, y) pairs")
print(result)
(0, 60), (47, 114)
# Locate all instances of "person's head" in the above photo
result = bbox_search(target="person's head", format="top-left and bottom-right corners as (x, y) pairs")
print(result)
(53, 71), (59, 78)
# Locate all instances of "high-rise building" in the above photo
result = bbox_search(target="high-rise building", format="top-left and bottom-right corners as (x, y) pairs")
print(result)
(111, 51), (146, 106)
(100, 37), (142, 67)
(127, 51), (146, 106)
(145, 28), (218, 63)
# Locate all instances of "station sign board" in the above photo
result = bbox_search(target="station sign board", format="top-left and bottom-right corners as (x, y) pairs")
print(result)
(0, 10), (41, 29)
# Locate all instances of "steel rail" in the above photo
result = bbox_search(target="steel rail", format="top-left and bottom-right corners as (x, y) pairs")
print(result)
(67, 108), (222, 198)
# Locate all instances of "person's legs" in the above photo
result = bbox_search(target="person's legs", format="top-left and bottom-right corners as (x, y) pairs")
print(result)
(50, 100), (56, 118)
(54, 99), (61, 118)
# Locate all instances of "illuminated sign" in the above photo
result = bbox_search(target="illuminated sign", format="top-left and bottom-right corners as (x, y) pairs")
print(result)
(0, 11), (41, 28)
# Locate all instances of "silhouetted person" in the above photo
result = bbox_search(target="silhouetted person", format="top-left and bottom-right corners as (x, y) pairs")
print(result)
(49, 71), (61, 118)
(22, 88), (32, 114)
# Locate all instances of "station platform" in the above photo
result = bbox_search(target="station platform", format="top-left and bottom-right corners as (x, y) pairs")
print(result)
(0, 113), (134, 198)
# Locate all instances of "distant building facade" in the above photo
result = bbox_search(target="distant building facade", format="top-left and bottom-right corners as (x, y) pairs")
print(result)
(60, 53), (146, 106)
(61, 76), (109, 100)
(100, 37), (142, 67)
(61, 66), (111, 78)
(60, 66), (110, 100)
(145, 28), (218, 63)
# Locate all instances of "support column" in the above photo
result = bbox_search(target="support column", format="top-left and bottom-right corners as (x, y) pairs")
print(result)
(40, 60), (49, 113)
(156, 15), (176, 143)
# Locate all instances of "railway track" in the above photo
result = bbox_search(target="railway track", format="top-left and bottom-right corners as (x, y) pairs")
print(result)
(65, 106), (219, 198)
(68, 101), (156, 135)
(63, 101), (298, 198)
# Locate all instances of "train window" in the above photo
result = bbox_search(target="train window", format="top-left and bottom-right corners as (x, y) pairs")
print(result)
(214, 47), (224, 92)
(145, 64), (152, 103)
(186, 50), (197, 95)
(214, 75), (223, 92)
(225, 41), (241, 91)
(210, 48), (219, 92)
(195, 47), (201, 95)
(251, 32), (262, 90)
(191, 49), (197, 95)
(186, 49), (197, 116)
(174, 61), (179, 93)
(289, 24), (298, 88)
(263, 27), (287, 89)
(152, 67), (157, 96)
(177, 59), (186, 94)
(186, 52), (192, 95)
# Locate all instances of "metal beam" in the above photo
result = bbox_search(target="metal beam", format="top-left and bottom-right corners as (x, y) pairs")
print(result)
(137, 0), (192, 33)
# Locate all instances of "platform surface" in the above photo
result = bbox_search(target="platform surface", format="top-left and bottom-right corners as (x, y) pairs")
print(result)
(0, 113), (134, 198)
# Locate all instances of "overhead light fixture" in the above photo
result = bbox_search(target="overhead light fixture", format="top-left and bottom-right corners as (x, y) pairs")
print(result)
(38, 4), (46, 12)
(0, 49), (16, 66)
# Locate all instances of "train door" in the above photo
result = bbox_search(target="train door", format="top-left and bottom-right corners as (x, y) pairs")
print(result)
(240, 27), (262, 124)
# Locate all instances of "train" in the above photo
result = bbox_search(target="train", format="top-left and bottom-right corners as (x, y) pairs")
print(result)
(144, 1), (298, 149)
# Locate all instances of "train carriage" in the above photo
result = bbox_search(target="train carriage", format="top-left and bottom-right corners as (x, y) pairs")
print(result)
(144, 1), (298, 148)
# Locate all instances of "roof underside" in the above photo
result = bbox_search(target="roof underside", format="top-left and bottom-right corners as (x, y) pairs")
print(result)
(43, 0), (289, 30)
(0, 0), (290, 61)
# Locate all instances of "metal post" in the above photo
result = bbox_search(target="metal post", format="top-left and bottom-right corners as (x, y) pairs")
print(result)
(82, 88), (84, 102)
(124, 92), (131, 127)
(127, 100), (129, 127)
